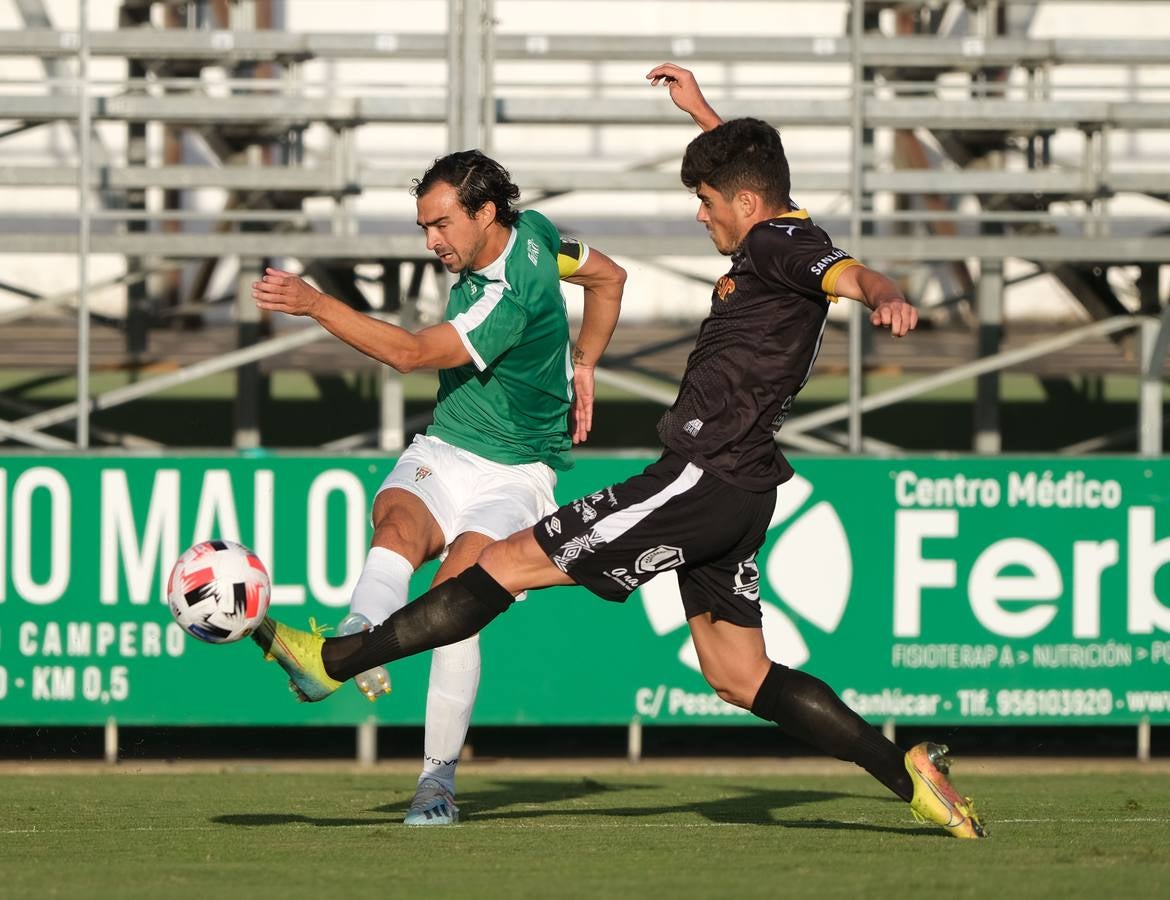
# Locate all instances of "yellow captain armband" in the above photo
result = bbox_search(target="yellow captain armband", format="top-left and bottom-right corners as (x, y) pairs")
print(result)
(557, 238), (591, 278)
(821, 257), (862, 302)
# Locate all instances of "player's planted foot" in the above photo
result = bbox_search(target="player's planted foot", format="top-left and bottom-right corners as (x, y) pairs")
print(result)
(252, 616), (344, 703)
(905, 742), (987, 838)
(337, 613), (392, 702)
(403, 777), (459, 826)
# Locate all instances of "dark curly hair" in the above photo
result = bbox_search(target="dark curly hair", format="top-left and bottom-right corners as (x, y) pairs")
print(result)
(680, 117), (791, 209)
(411, 150), (521, 227)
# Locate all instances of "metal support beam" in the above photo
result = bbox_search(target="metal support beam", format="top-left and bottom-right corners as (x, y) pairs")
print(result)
(357, 717), (377, 766)
(782, 316), (1141, 438)
(76, 0), (91, 449)
(12, 325), (331, 436)
(1139, 316), (1164, 457)
(0, 418), (76, 449)
(627, 717), (642, 764)
(0, 271), (148, 327)
(235, 261), (263, 448)
(847, 0), (865, 453)
(447, 0), (487, 151)
(1137, 716), (1151, 763)
(379, 262), (406, 451)
(104, 716), (118, 764)
(975, 259), (1005, 453)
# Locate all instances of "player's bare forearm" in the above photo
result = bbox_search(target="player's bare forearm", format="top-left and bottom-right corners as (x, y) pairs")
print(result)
(310, 295), (425, 371)
(646, 63), (723, 132)
(562, 250), (624, 444)
(565, 251), (626, 366)
(833, 265), (919, 338)
(253, 267), (469, 371)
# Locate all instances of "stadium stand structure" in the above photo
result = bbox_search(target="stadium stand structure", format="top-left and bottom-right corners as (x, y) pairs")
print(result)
(0, 0), (1167, 454)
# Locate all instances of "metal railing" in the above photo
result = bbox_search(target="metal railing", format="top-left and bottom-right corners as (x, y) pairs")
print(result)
(0, 0), (1165, 456)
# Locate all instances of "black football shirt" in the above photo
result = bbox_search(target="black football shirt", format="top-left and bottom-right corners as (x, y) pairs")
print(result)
(656, 210), (859, 492)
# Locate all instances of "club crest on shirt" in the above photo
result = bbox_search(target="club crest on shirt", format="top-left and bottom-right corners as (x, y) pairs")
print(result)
(715, 275), (735, 301)
(414, 466), (432, 482)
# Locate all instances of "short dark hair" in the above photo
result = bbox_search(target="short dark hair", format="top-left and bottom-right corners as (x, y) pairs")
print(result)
(411, 150), (521, 227)
(680, 117), (791, 209)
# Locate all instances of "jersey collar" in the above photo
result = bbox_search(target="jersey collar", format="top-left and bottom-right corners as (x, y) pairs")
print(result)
(471, 224), (518, 282)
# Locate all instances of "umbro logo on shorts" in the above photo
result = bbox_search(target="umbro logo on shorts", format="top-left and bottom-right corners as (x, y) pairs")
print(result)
(544, 516), (562, 537)
(415, 466), (432, 481)
(552, 531), (603, 571)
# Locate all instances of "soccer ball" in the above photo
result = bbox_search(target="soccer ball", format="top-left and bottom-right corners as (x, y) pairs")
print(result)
(167, 539), (271, 644)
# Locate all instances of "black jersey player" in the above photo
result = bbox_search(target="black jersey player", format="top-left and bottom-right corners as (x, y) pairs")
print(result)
(255, 64), (985, 839)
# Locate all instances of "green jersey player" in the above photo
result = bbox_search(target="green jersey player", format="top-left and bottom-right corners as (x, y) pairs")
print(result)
(252, 150), (626, 825)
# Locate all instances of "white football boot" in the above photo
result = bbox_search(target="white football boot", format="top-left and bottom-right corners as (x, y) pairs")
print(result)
(403, 777), (460, 826)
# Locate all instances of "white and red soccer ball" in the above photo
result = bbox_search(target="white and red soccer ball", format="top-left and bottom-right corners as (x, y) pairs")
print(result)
(167, 540), (271, 644)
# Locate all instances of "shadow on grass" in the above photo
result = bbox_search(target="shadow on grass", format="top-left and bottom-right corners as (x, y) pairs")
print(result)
(460, 781), (904, 832)
(213, 812), (396, 828)
(212, 778), (916, 835)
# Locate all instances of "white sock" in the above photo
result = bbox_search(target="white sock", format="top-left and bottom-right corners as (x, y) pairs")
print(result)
(347, 546), (414, 625)
(420, 633), (481, 795)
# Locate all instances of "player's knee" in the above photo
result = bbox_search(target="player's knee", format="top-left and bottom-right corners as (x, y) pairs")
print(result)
(475, 538), (511, 575)
(371, 515), (416, 551)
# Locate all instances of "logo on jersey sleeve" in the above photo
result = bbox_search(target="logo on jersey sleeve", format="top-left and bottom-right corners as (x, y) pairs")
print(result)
(414, 466), (432, 482)
(810, 249), (849, 276)
(715, 275), (736, 301)
(527, 238), (540, 266)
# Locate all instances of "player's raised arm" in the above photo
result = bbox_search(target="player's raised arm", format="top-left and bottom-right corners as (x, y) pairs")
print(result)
(830, 264), (919, 338)
(646, 63), (723, 132)
(252, 267), (472, 372)
(559, 247), (626, 444)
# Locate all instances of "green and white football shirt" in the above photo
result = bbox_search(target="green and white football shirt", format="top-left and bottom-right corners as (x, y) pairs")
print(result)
(428, 209), (589, 471)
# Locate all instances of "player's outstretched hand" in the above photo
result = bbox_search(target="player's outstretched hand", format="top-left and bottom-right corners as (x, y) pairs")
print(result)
(646, 63), (722, 131)
(252, 267), (322, 318)
(569, 363), (596, 444)
(870, 298), (918, 338)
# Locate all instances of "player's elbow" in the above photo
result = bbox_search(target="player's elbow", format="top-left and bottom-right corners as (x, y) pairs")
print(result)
(391, 341), (425, 374)
(591, 254), (627, 292)
(610, 260), (628, 292)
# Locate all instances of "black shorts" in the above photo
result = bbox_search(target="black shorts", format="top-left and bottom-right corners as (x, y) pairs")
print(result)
(533, 449), (777, 627)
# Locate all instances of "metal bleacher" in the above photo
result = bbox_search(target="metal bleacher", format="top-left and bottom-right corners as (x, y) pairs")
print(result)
(0, 0), (1167, 455)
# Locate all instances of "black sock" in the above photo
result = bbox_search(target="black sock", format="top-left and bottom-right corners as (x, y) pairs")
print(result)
(321, 565), (515, 681)
(750, 662), (913, 802)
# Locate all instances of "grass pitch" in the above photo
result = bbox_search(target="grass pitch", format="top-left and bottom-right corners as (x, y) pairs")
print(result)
(1, 769), (1168, 900)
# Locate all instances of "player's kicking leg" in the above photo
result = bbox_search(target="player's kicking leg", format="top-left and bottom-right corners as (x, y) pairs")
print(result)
(687, 612), (986, 838)
(253, 527), (566, 700)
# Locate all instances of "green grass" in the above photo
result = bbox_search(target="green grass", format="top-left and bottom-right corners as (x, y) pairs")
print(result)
(1, 771), (1168, 899)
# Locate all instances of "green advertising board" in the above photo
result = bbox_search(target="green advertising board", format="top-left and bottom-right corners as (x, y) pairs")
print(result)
(1, 454), (1168, 727)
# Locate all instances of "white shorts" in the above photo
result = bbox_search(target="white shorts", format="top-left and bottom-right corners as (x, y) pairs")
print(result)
(377, 434), (559, 548)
